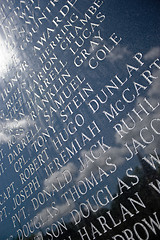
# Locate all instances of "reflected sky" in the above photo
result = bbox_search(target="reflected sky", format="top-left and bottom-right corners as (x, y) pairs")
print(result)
(0, 0), (160, 240)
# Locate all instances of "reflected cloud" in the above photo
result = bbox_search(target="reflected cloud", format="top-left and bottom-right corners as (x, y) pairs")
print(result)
(76, 145), (126, 183)
(36, 163), (78, 228)
(114, 68), (160, 156)
(78, 53), (160, 180)
(0, 117), (34, 143)
(144, 46), (160, 60)
(106, 46), (130, 63)
(33, 201), (76, 228)
(37, 47), (160, 231)
(0, 131), (11, 143)
(44, 162), (77, 192)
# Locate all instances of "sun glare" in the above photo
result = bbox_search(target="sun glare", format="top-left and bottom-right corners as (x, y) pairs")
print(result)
(0, 37), (18, 77)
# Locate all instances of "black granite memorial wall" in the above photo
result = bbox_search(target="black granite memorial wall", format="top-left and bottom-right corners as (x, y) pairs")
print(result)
(0, 0), (160, 239)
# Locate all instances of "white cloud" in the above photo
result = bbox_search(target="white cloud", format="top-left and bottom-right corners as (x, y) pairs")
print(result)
(77, 66), (160, 182)
(106, 46), (130, 63)
(0, 132), (11, 143)
(147, 70), (160, 98)
(0, 117), (34, 143)
(144, 46), (160, 61)
(114, 68), (160, 156)
(38, 65), (160, 229)
(44, 162), (77, 192)
(5, 118), (32, 129)
(36, 162), (78, 228)
(33, 200), (76, 228)
(76, 145), (126, 183)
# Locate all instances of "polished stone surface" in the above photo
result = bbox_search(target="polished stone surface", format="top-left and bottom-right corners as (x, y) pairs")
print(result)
(0, 1), (160, 239)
